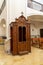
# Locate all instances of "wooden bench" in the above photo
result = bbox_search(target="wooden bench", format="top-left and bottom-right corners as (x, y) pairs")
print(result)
(32, 38), (40, 48)
(0, 37), (4, 45)
(32, 38), (43, 49)
(39, 38), (43, 49)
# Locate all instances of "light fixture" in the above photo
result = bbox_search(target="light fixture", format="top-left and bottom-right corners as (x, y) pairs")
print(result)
(3, 24), (6, 27)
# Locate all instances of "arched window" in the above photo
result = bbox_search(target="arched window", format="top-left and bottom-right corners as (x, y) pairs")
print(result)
(19, 26), (26, 42)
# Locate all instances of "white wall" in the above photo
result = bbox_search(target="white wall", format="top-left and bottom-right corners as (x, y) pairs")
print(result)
(26, 2), (43, 38)
(0, 6), (7, 21)
(7, 0), (26, 23)
(26, 7), (43, 17)
(31, 24), (38, 35)
(0, 6), (7, 36)
(6, 0), (27, 38)
(6, 0), (43, 38)
(5, 0), (43, 52)
(0, 25), (6, 36)
(31, 22), (43, 38)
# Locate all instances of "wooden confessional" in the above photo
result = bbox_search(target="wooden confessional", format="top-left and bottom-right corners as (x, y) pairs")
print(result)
(10, 15), (31, 55)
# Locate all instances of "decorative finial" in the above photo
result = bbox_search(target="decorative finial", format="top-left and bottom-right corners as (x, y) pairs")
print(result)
(21, 12), (24, 15)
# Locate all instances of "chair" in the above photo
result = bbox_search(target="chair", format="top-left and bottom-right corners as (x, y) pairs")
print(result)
(32, 38), (40, 48)
(39, 38), (43, 49)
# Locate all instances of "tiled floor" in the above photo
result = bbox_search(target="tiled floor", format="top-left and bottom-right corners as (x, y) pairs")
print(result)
(0, 45), (43, 65)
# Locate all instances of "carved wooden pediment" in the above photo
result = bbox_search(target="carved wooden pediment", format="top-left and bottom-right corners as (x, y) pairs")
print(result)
(15, 15), (28, 24)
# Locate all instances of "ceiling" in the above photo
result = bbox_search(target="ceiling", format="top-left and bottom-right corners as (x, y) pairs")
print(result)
(28, 15), (43, 23)
(28, 15), (43, 28)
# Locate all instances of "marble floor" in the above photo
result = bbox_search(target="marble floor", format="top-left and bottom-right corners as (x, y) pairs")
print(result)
(0, 45), (43, 65)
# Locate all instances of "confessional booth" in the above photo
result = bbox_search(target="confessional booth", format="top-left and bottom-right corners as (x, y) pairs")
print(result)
(10, 15), (31, 55)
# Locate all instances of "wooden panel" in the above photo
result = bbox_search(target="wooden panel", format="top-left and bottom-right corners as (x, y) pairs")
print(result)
(39, 38), (43, 49)
(13, 25), (18, 55)
(27, 24), (31, 52)
(10, 25), (13, 52)
(12, 42), (17, 55)
(18, 25), (30, 54)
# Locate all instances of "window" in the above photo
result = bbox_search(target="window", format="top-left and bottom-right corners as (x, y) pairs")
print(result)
(19, 26), (26, 42)
(23, 27), (26, 41)
(27, 0), (43, 12)
(19, 27), (22, 42)
(32, 2), (41, 10)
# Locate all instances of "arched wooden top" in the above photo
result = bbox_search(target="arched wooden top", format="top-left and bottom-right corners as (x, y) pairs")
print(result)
(18, 15), (26, 21)
(10, 15), (31, 26)
(15, 15), (29, 24)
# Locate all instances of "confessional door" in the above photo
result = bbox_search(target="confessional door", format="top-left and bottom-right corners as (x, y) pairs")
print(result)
(10, 25), (18, 55)
(18, 25), (28, 54)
